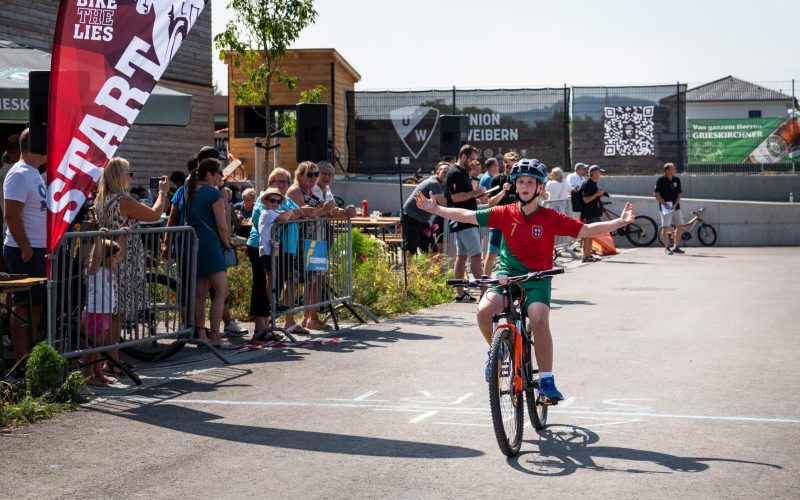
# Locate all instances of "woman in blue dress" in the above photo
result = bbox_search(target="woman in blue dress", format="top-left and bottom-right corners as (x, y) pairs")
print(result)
(185, 158), (230, 346)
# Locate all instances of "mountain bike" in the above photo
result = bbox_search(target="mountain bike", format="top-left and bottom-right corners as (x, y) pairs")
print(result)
(447, 268), (564, 457)
(657, 207), (717, 247)
(600, 200), (658, 246)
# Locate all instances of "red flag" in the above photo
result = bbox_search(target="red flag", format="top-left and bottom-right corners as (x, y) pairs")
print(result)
(46, 0), (208, 257)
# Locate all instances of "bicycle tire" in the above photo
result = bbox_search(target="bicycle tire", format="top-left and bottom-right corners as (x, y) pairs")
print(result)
(488, 328), (524, 457)
(697, 223), (717, 246)
(657, 224), (676, 247)
(625, 215), (658, 247)
(526, 378), (548, 430)
(121, 273), (186, 362)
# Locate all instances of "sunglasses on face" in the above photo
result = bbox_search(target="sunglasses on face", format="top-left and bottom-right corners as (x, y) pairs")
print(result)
(272, 179), (290, 185)
(305, 171), (320, 178)
(266, 197), (282, 205)
(128, 171), (134, 177)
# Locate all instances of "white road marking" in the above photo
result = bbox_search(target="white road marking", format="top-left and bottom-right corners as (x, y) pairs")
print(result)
(409, 411), (438, 424)
(354, 390), (379, 401)
(452, 393), (473, 405)
(558, 396), (577, 408)
(102, 396), (800, 425)
(433, 422), (491, 427)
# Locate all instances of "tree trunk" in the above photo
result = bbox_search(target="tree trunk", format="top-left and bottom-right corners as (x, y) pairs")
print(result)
(261, 73), (271, 193)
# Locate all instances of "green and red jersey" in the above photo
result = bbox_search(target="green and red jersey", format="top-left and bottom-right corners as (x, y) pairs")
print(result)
(476, 204), (583, 275)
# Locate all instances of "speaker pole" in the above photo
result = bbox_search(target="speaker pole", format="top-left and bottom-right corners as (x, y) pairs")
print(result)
(396, 156), (408, 291)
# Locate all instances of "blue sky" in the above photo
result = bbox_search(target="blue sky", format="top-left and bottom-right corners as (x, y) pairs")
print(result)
(211, 0), (799, 94)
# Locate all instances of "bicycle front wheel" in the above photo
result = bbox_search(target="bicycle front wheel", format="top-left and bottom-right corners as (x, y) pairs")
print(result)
(697, 223), (717, 246)
(488, 328), (524, 457)
(626, 215), (658, 247)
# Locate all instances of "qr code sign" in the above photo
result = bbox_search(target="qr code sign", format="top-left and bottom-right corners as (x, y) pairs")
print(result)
(603, 106), (655, 156)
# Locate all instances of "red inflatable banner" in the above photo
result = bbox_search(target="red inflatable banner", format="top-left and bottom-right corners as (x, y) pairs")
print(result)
(46, 0), (208, 256)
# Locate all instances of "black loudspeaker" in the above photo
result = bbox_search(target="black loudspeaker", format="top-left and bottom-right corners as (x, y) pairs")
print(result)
(439, 115), (467, 157)
(28, 70), (49, 155)
(296, 103), (332, 163)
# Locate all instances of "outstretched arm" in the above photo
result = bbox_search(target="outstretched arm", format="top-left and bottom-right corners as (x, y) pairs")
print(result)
(416, 191), (478, 225)
(579, 202), (635, 238)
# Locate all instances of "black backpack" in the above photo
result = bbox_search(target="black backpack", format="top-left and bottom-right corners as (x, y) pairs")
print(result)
(570, 182), (585, 212)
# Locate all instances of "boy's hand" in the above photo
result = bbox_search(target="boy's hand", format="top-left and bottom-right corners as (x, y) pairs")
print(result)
(620, 202), (635, 225)
(416, 191), (438, 213)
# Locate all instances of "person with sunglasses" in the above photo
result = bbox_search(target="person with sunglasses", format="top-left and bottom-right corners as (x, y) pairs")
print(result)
(255, 187), (297, 340)
(285, 161), (338, 331)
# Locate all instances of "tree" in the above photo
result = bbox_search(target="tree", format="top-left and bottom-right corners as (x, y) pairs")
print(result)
(214, 0), (317, 190)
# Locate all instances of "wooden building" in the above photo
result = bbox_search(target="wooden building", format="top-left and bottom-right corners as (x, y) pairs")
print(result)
(224, 48), (360, 177)
(0, 0), (213, 187)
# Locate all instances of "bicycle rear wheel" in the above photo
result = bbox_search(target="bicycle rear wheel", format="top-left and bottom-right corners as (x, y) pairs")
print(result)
(697, 223), (717, 246)
(657, 224), (676, 247)
(121, 273), (186, 362)
(526, 377), (548, 430)
(488, 328), (524, 457)
(625, 215), (658, 247)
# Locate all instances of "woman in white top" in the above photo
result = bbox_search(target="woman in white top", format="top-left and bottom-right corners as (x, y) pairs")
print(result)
(545, 167), (572, 203)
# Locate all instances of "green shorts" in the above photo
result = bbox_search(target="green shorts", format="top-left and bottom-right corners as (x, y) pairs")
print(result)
(489, 278), (552, 311)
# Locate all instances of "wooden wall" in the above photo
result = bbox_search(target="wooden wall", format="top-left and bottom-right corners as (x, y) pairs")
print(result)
(0, 0), (214, 187)
(226, 49), (360, 177)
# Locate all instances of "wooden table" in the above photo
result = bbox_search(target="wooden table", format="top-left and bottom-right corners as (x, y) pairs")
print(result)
(350, 216), (401, 240)
(1, 277), (47, 377)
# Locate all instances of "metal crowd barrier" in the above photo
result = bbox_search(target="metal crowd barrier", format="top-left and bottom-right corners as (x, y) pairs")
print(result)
(47, 226), (226, 383)
(265, 217), (377, 342)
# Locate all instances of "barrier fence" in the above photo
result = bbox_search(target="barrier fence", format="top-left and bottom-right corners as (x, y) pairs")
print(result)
(266, 218), (377, 342)
(46, 226), (227, 382)
(346, 79), (798, 176)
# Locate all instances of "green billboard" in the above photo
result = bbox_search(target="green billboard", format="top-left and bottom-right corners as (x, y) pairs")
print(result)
(687, 118), (797, 164)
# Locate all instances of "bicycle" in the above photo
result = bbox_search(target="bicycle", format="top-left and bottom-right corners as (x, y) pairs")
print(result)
(657, 207), (717, 247)
(447, 268), (564, 457)
(600, 200), (658, 247)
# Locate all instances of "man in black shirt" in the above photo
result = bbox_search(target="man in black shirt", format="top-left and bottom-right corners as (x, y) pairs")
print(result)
(445, 144), (485, 301)
(654, 162), (684, 254)
(580, 165), (606, 262)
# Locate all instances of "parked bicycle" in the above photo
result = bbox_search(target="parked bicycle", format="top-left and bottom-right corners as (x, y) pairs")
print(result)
(600, 200), (658, 247)
(447, 268), (564, 457)
(657, 207), (717, 247)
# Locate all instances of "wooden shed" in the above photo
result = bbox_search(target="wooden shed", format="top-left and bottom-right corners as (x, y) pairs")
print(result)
(225, 48), (360, 177)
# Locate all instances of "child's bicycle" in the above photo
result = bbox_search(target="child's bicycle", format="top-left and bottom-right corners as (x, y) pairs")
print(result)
(447, 268), (564, 457)
(657, 207), (718, 247)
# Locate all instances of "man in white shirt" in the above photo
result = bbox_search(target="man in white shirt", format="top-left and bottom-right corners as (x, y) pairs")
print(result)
(313, 161), (356, 217)
(566, 162), (587, 191)
(3, 129), (47, 362)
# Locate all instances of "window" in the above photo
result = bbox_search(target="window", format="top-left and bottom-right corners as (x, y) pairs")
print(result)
(233, 105), (296, 138)
(748, 110), (762, 118)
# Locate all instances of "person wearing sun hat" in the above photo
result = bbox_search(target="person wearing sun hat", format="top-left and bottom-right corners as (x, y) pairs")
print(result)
(253, 187), (296, 340)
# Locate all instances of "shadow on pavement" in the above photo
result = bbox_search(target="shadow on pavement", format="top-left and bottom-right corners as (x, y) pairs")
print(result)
(93, 394), (484, 459)
(598, 260), (653, 265)
(507, 425), (782, 476)
(550, 299), (595, 307)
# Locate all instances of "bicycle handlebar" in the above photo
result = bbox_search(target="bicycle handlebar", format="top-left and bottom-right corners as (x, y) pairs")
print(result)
(447, 268), (565, 288)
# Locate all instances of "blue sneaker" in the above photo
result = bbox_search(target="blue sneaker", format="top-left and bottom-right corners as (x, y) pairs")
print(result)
(539, 376), (564, 402)
(484, 350), (491, 382)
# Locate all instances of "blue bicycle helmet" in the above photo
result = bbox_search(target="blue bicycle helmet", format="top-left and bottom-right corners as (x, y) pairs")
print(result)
(509, 158), (548, 183)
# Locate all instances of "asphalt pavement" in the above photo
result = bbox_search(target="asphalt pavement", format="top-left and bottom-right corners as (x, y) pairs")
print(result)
(1, 247), (798, 499)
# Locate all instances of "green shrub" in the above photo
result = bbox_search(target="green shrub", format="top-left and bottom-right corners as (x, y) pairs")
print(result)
(25, 342), (66, 398)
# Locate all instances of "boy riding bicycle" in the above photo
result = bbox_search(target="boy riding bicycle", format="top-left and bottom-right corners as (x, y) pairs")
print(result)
(416, 158), (635, 401)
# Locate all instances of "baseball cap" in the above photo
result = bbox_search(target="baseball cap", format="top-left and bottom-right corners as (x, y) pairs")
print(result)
(588, 165), (605, 174)
(197, 146), (226, 162)
(574, 162), (588, 171)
